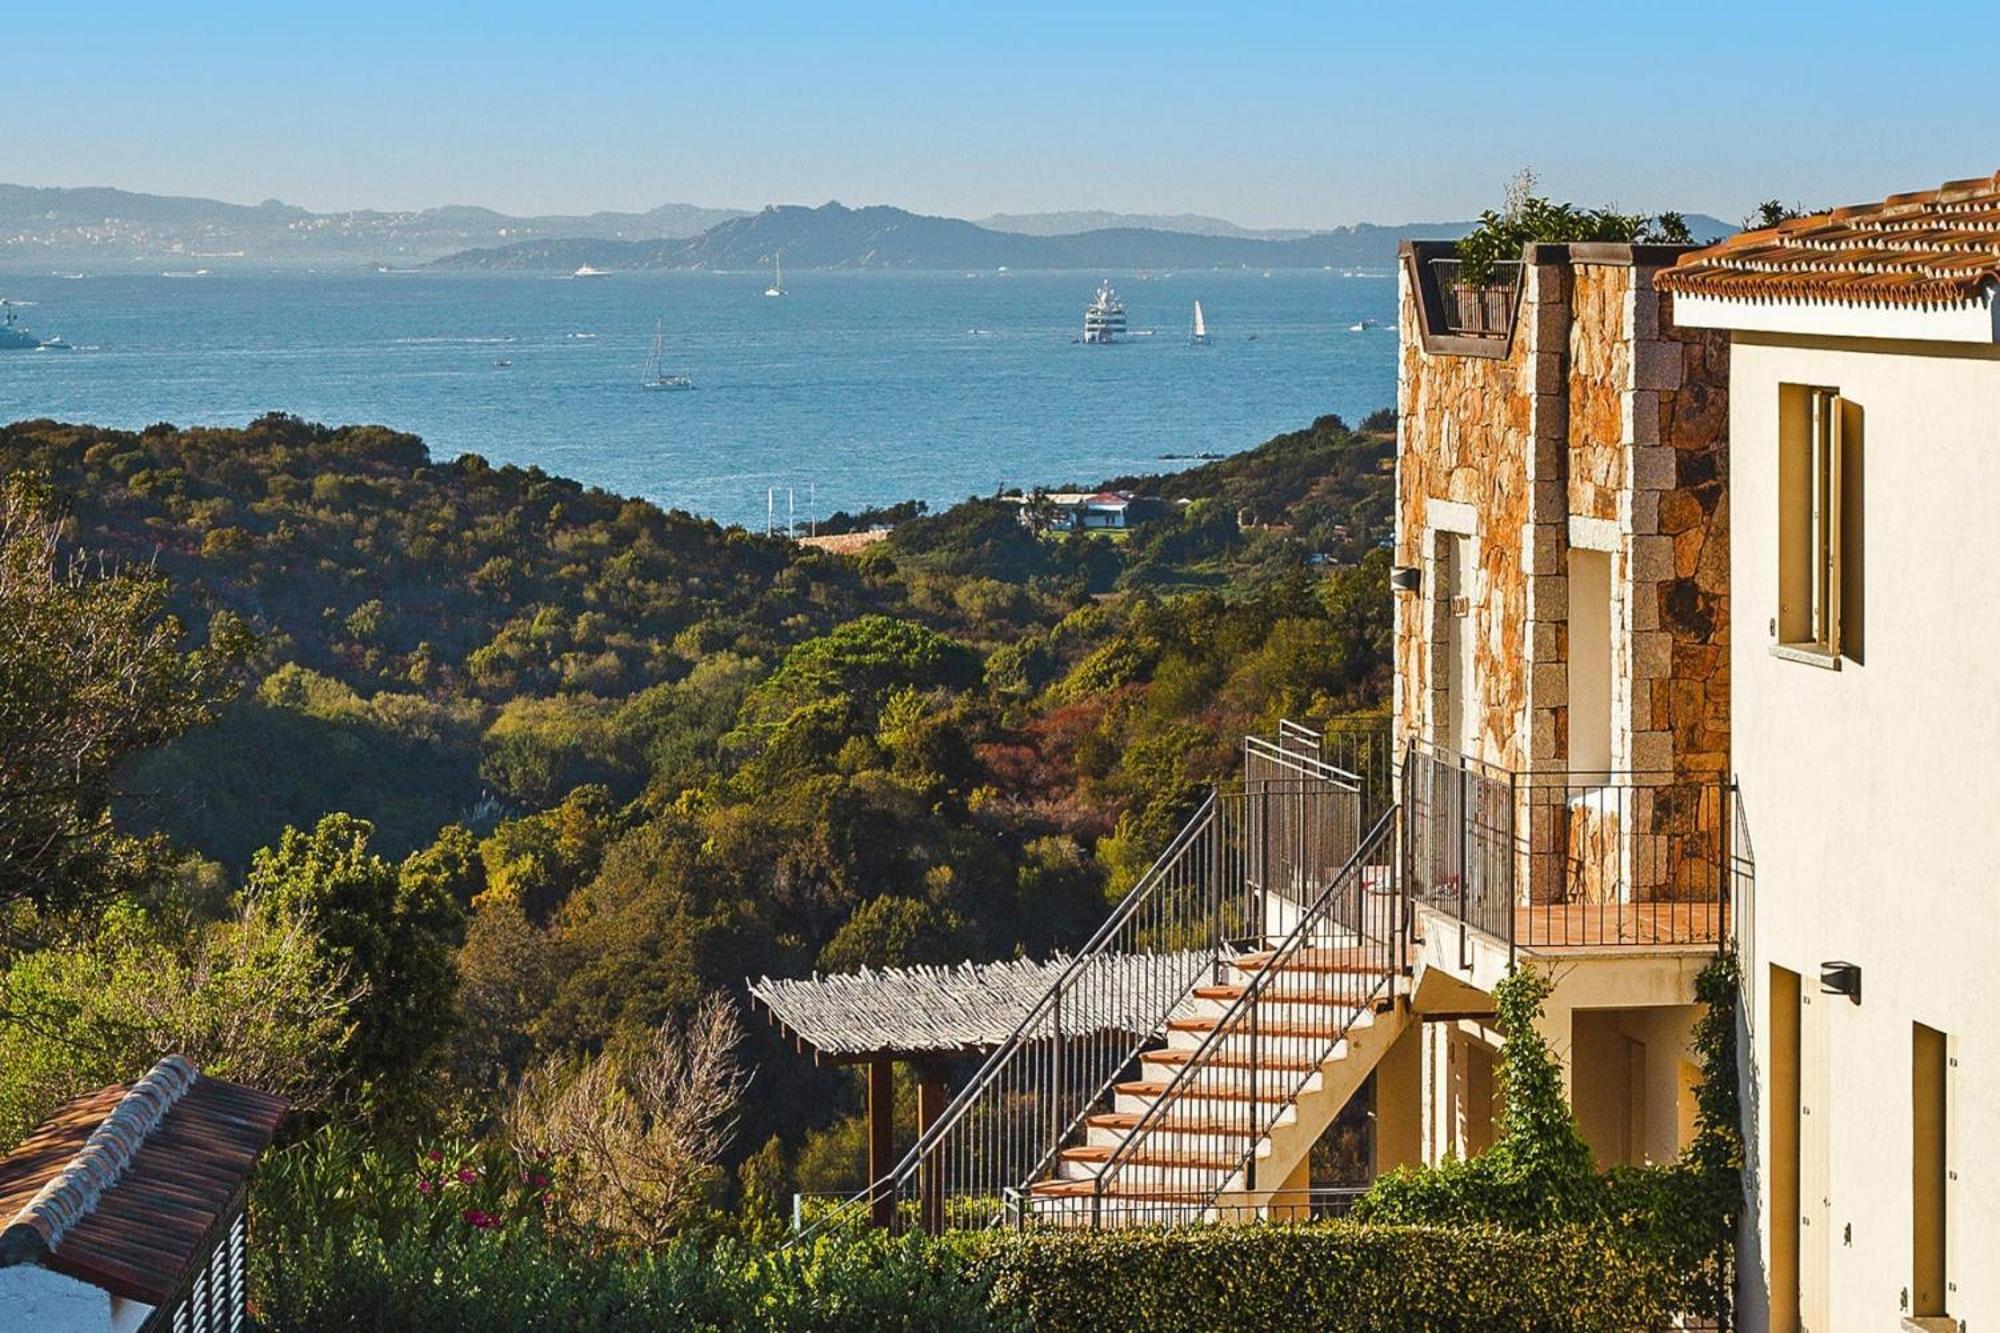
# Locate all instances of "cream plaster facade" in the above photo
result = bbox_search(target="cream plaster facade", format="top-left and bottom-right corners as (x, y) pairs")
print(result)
(1669, 303), (2000, 1332)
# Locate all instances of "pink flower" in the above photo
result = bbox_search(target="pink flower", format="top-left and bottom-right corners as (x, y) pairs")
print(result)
(417, 1179), (435, 1196)
(530, 1174), (549, 1189)
(456, 1168), (480, 1185)
(426, 1150), (444, 1163)
(462, 1208), (502, 1230)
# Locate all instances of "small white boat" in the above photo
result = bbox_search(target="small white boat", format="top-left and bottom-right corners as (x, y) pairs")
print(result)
(573, 265), (611, 279)
(642, 317), (694, 391)
(1190, 300), (1209, 346)
(1348, 318), (1381, 333)
(36, 334), (74, 352)
(764, 253), (785, 298)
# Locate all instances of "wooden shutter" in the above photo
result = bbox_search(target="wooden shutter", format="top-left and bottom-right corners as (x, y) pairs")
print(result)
(1828, 395), (1846, 658)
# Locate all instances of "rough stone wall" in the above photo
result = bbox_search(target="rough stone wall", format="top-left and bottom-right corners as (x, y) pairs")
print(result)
(1646, 286), (1731, 779)
(1394, 268), (1535, 772)
(1567, 266), (1633, 523)
(1396, 248), (1732, 907)
(1624, 273), (1731, 780)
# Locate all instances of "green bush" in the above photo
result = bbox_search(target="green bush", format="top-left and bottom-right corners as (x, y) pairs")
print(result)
(1354, 957), (1743, 1322)
(956, 1224), (1674, 1333)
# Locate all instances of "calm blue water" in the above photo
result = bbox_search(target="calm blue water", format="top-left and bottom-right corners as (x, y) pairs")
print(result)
(0, 269), (1396, 529)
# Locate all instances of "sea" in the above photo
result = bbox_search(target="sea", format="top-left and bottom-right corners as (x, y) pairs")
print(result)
(0, 268), (1398, 530)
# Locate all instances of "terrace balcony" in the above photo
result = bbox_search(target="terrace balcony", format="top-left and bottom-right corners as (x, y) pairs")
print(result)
(1399, 740), (1742, 994)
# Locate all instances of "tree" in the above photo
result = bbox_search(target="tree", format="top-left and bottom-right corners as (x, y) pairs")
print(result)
(1746, 199), (1808, 229)
(1456, 178), (1700, 283)
(244, 814), (464, 1116)
(816, 894), (962, 974)
(507, 992), (750, 1245)
(0, 475), (244, 916)
(0, 901), (356, 1150)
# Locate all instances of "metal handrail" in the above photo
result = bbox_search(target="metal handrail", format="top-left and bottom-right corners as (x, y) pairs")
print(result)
(1403, 739), (1735, 954)
(1427, 258), (1523, 338)
(799, 734), (1367, 1241)
(795, 791), (1218, 1241)
(1086, 806), (1401, 1220)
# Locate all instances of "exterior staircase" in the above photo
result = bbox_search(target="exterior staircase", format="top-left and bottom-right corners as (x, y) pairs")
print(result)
(837, 722), (1404, 1235)
(1025, 821), (1406, 1227)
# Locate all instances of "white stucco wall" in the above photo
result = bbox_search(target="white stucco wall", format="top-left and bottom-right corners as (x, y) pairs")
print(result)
(0, 1265), (116, 1332)
(1726, 332), (2000, 1331)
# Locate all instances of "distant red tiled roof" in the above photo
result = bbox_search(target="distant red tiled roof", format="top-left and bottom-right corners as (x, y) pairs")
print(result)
(1659, 170), (2000, 308)
(0, 1056), (288, 1306)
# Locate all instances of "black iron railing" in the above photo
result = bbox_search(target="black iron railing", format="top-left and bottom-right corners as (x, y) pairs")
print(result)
(1428, 259), (1523, 338)
(1058, 808), (1401, 1229)
(801, 724), (1366, 1240)
(1403, 740), (1737, 957)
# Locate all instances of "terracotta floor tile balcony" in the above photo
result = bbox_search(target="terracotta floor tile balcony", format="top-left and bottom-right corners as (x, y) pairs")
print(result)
(1400, 740), (1745, 962)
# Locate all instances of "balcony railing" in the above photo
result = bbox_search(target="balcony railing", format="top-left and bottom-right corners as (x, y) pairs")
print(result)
(1427, 258), (1522, 339)
(1402, 740), (1738, 958)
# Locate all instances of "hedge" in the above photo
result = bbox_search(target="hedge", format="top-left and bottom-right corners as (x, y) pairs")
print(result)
(254, 1218), (1679, 1332)
(957, 1222), (1677, 1333)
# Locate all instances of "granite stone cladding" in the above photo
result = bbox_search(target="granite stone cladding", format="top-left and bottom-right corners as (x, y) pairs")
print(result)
(1396, 243), (1730, 905)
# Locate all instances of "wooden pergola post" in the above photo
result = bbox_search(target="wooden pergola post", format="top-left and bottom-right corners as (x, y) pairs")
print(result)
(867, 1057), (896, 1230)
(916, 1060), (950, 1236)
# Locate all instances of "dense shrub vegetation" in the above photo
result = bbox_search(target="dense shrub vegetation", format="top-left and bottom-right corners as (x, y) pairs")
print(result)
(250, 1123), (1683, 1333)
(1356, 960), (1742, 1321)
(0, 409), (1392, 1189)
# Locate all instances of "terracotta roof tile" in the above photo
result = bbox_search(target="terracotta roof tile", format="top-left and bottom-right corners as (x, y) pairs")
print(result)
(0, 1057), (288, 1305)
(1659, 170), (2000, 307)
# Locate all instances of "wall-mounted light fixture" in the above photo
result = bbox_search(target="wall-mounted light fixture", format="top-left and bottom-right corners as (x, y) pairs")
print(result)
(1819, 960), (1861, 1005)
(1389, 565), (1421, 594)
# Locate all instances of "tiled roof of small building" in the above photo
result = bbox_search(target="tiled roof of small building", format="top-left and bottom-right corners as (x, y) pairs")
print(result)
(0, 1056), (288, 1306)
(1659, 171), (2000, 308)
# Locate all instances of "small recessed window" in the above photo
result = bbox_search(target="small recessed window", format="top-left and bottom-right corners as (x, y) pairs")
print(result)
(1777, 384), (1857, 660)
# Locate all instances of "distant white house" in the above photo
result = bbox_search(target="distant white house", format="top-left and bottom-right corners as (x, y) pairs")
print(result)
(1013, 490), (1147, 532)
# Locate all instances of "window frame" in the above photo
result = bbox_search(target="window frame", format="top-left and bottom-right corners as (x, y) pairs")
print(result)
(1775, 383), (1849, 667)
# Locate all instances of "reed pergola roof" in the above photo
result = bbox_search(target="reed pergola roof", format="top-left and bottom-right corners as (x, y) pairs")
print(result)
(748, 953), (1200, 1064)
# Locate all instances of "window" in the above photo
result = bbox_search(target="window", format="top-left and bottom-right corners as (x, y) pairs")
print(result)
(1777, 385), (1857, 661)
(1567, 548), (1612, 781)
(1912, 1023), (1950, 1319)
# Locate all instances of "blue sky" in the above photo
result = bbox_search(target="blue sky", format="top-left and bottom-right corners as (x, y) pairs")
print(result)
(7, 1), (1996, 227)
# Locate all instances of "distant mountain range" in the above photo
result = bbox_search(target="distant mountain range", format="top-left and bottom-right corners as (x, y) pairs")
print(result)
(0, 184), (746, 269)
(0, 184), (1734, 274)
(429, 202), (1505, 273)
(975, 210), (1315, 241)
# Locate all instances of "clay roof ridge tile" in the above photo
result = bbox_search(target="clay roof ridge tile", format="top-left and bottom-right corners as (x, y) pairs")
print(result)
(0, 1056), (197, 1255)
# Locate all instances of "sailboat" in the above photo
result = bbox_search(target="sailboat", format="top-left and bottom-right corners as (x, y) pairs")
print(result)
(641, 318), (694, 392)
(764, 253), (785, 298)
(1190, 300), (1209, 346)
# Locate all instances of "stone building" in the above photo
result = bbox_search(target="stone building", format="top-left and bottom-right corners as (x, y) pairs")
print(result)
(1385, 239), (1735, 1171)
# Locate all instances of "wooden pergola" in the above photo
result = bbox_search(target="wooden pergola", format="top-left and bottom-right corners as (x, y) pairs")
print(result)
(749, 958), (1074, 1233)
(749, 954), (1201, 1232)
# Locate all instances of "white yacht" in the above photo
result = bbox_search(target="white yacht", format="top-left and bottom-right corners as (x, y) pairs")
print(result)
(1190, 300), (1209, 345)
(764, 253), (785, 298)
(573, 265), (611, 279)
(1082, 281), (1126, 344)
